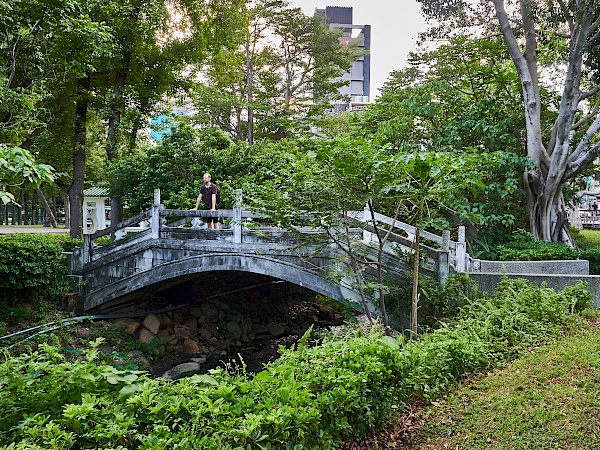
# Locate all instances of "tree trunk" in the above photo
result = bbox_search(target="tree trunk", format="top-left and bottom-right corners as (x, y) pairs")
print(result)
(246, 43), (254, 145)
(23, 189), (29, 225)
(35, 188), (57, 228)
(493, 0), (595, 244)
(69, 76), (89, 238)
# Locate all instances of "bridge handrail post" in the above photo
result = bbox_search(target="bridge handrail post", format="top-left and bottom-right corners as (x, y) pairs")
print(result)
(363, 203), (373, 244)
(151, 189), (160, 240)
(438, 230), (450, 284)
(82, 234), (92, 266)
(455, 225), (467, 272)
(234, 189), (242, 244)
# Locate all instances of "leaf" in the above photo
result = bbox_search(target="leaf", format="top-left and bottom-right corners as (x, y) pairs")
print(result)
(188, 374), (219, 386)
(379, 335), (400, 350)
(119, 383), (142, 399)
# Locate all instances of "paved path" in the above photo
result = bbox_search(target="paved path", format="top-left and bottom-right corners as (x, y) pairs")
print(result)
(0, 226), (69, 234)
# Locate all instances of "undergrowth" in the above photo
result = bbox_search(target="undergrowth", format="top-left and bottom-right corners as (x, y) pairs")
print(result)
(0, 279), (593, 449)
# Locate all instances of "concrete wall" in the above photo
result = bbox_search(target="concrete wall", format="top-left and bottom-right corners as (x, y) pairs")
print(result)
(473, 259), (589, 275)
(470, 272), (600, 308)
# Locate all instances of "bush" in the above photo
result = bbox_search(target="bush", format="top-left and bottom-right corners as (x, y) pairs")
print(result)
(0, 234), (72, 309)
(496, 229), (578, 261)
(0, 279), (588, 449)
(580, 247), (600, 275)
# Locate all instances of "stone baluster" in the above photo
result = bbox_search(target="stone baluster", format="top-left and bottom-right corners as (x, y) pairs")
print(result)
(151, 189), (161, 240)
(438, 230), (450, 284)
(455, 225), (467, 273)
(363, 203), (372, 244)
(233, 189), (242, 245)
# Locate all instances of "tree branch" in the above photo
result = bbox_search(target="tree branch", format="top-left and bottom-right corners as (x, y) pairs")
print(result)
(581, 84), (600, 100)
(572, 95), (600, 130)
(556, 0), (574, 32)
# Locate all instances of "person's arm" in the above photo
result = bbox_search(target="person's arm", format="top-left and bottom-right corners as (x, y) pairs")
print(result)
(193, 191), (202, 210)
(211, 191), (216, 210)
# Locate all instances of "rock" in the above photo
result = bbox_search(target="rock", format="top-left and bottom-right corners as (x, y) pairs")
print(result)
(142, 314), (161, 335)
(172, 312), (184, 324)
(174, 325), (192, 340)
(183, 318), (197, 330)
(189, 307), (203, 318)
(225, 321), (242, 340)
(200, 302), (219, 322)
(190, 356), (207, 364)
(198, 327), (212, 341)
(127, 350), (152, 372)
(114, 318), (141, 335)
(267, 322), (287, 336)
(160, 315), (174, 327)
(139, 328), (156, 344)
(162, 362), (201, 380)
(240, 317), (253, 335)
(198, 345), (210, 354)
(182, 339), (200, 355)
(157, 345), (166, 357)
(76, 328), (91, 339)
(318, 305), (336, 320)
(157, 329), (170, 339)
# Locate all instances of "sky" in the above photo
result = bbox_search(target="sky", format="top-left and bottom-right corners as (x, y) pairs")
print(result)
(288, 0), (429, 100)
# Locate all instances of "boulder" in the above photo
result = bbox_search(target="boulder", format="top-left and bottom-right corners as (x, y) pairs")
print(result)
(189, 307), (203, 318)
(76, 328), (91, 339)
(183, 318), (197, 330)
(267, 322), (287, 336)
(139, 328), (156, 344)
(183, 339), (200, 355)
(174, 325), (192, 340)
(225, 321), (243, 340)
(200, 302), (219, 322)
(142, 314), (161, 335)
(198, 327), (213, 342)
(113, 318), (141, 335)
(162, 362), (201, 380)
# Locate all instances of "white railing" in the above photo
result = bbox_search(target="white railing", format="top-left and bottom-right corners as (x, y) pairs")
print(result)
(74, 189), (471, 283)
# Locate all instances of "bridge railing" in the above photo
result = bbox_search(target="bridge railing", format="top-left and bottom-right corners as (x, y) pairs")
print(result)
(345, 209), (469, 280)
(73, 189), (471, 282)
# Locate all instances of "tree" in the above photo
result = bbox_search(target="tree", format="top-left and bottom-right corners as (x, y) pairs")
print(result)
(192, 0), (361, 141)
(384, 151), (482, 334)
(353, 37), (538, 240)
(417, 0), (600, 244)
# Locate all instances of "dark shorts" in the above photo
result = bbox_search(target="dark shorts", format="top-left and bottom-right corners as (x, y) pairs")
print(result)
(203, 207), (219, 223)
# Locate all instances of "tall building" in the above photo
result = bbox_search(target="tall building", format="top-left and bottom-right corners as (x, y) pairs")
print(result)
(315, 6), (371, 113)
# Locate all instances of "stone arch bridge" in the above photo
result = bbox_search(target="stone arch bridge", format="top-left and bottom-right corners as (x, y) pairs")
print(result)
(70, 191), (469, 312)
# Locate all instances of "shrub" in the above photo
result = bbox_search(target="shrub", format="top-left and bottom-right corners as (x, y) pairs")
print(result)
(496, 229), (578, 261)
(580, 247), (600, 275)
(0, 234), (72, 309)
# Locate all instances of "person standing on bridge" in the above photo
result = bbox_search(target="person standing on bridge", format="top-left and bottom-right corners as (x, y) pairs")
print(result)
(193, 173), (219, 229)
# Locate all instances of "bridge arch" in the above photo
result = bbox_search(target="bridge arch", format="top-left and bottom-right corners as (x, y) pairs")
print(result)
(84, 252), (362, 311)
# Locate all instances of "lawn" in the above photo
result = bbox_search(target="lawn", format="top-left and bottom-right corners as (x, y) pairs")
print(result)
(414, 312), (600, 449)
(575, 229), (600, 249)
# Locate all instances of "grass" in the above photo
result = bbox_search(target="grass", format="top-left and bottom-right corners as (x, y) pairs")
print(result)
(413, 314), (600, 449)
(574, 229), (600, 249)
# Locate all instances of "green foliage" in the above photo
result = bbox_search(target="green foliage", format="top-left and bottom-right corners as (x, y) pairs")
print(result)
(496, 229), (578, 261)
(0, 279), (589, 448)
(0, 146), (57, 205)
(0, 234), (71, 308)
(580, 247), (600, 275)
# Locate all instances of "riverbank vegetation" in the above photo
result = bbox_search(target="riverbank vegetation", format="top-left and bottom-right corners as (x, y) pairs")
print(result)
(0, 278), (593, 449)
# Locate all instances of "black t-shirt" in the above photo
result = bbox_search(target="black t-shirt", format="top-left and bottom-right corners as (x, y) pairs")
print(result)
(200, 183), (217, 210)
